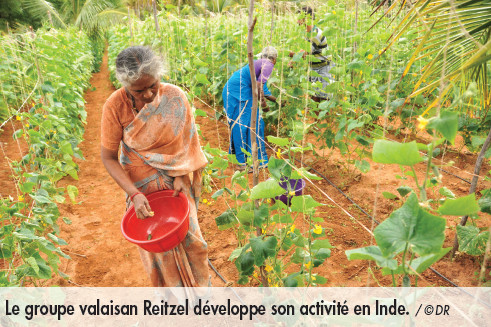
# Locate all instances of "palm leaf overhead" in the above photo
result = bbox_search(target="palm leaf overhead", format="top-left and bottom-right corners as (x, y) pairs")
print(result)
(21, 0), (125, 37)
(22, 0), (67, 28)
(373, 0), (490, 109)
(74, 0), (125, 37)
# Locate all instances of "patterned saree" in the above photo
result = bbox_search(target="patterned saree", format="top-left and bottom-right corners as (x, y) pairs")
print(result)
(101, 83), (210, 287)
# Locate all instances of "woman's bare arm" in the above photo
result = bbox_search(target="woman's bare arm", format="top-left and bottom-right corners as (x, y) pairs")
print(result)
(100, 146), (151, 218)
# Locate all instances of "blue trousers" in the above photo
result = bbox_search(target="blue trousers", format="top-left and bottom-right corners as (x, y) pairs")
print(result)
(222, 91), (268, 166)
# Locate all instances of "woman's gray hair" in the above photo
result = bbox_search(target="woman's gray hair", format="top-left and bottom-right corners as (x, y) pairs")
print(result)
(115, 46), (166, 87)
(260, 46), (278, 61)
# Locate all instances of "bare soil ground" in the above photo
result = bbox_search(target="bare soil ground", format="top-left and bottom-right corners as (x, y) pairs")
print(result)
(1, 52), (489, 287)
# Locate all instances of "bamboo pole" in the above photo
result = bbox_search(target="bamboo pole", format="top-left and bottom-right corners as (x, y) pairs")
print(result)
(351, 0), (358, 86)
(128, 6), (134, 45)
(152, 0), (160, 32)
(451, 124), (491, 257)
(247, 0), (268, 287)
(270, 0), (275, 43)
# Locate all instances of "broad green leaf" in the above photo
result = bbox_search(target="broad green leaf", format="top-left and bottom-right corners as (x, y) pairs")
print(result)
(52, 195), (66, 203)
(391, 98), (405, 108)
(427, 111), (458, 144)
(439, 187), (456, 199)
(65, 167), (79, 180)
(215, 209), (238, 230)
(253, 204), (269, 227)
(409, 247), (451, 274)
(478, 191), (491, 214)
(211, 189), (224, 199)
(26, 257), (40, 275)
(235, 251), (255, 276)
(346, 246), (398, 270)
(355, 159), (370, 173)
(292, 234), (306, 247)
(397, 186), (413, 197)
(438, 193), (479, 216)
(237, 203), (254, 225)
(313, 248), (331, 261)
(229, 247), (243, 261)
(34, 258), (52, 279)
(194, 109), (207, 117)
(374, 193), (446, 256)
(382, 192), (398, 200)
(41, 83), (55, 94)
(60, 141), (73, 155)
(250, 236), (277, 266)
(268, 158), (292, 180)
(0, 244), (13, 259)
(13, 129), (23, 140)
(283, 272), (300, 287)
(250, 179), (286, 200)
(30, 194), (52, 204)
(47, 233), (67, 246)
(311, 239), (333, 250)
(291, 247), (308, 264)
(291, 195), (323, 213)
(19, 182), (35, 194)
(196, 73), (211, 85)
(312, 275), (327, 284)
(237, 276), (249, 285)
(457, 225), (489, 256)
(291, 168), (322, 180)
(372, 140), (423, 166)
(231, 170), (248, 189)
(13, 228), (38, 241)
(382, 248), (451, 276)
(269, 200), (287, 211)
(193, 57), (208, 67)
(272, 213), (293, 224)
(267, 135), (289, 146)
(67, 185), (78, 203)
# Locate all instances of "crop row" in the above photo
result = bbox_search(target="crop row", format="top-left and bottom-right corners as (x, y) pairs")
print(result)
(0, 27), (97, 286)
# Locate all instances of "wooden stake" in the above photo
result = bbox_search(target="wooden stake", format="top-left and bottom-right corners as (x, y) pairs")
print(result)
(351, 0), (358, 85)
(270, 0), (275, 43)
(451, 124), (491, 257)
(128, 6), (134, 45)
(247, 0), (268, 287)
(153, 0), (160, 32)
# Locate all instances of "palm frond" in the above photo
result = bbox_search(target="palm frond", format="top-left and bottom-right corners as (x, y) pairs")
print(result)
(373, 0), (490, 103)
(74, 0), (116, 30)
(22, 0), (67, 28)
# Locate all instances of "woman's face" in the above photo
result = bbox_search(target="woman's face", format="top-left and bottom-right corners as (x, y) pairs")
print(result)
(127, 74), (159, 104)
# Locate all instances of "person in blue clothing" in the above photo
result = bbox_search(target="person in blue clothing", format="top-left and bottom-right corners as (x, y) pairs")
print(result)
(222, 46), (279, 170)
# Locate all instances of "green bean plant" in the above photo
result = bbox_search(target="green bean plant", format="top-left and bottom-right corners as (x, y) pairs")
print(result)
(0, 27), (96, 286)
(209, 134), (332, 287)
(346, 88), (490, 285)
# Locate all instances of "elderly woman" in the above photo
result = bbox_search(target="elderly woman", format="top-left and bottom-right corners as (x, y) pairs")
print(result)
(222, 46), (279, 170)
(100, 46), (210, 287)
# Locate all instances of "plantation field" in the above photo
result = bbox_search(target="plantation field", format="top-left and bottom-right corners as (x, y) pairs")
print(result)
(0, 50), (488, 288)
(0, 1), (490, 288)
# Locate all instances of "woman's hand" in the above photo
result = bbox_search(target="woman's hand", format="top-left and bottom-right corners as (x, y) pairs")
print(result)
(173, 175), (191, 197)
(132, 193), (153, 219)
(101, 147), (153, 219)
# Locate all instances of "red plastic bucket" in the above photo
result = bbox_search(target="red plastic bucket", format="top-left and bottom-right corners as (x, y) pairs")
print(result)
(121, 190), (190, 253)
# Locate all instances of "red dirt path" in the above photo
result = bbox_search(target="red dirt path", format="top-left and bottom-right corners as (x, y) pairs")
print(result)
(1, 51), (489, 287)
